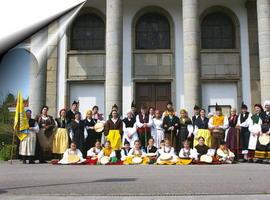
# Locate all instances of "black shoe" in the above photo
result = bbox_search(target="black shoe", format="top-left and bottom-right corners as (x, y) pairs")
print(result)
(39, 160), (47, 164)
(248, 159), (253, 163)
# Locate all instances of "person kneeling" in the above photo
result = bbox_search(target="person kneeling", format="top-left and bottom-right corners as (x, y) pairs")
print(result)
(58, 142), (86, 164)
(98, 141), (117, 165)
(216, 141), (235, 164)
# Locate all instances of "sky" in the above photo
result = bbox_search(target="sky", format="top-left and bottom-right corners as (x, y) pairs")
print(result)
(0, 49), (30, 104)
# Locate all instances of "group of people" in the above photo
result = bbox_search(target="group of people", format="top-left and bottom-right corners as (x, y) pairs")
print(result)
(18, 100), (270, 165)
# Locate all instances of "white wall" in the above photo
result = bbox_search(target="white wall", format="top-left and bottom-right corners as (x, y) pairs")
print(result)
(69, 83), (105, 119)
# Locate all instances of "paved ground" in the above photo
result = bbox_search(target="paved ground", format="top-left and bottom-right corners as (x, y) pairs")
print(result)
(0, 161), (270, 199)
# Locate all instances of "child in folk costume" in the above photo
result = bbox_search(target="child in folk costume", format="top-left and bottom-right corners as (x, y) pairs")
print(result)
(178, 109), (193, 149)
(123, 140), (148, 165)
(193, 109), (211, 147)
(145, 138), (158, 154)
(52, 109), (69, 159)
(208, 104), (229, 149)
(225, 108), (240, 159)
(121, 139), (132, 161)
(194, 137), (211, 159)
(157, 138), (178, 164)
(69, 112), (87, 153)
(36, 106), (56, 163)
(58, 142), (86, 164)
(128, 140), (146, 157)
(237, 102), (252, 162)
(122, 110), (138, 148)
(98, 141), (117, 163)
(87, 140), (102, 158)
(136, 105), (153, 148)
(19, 109), (39, 164)
(248, 104), (263, 162)
(179, 140), (198, 160)
(216, 141), (235, 164)
(162, 109), (179, 150)
(151, 110), (164, 148)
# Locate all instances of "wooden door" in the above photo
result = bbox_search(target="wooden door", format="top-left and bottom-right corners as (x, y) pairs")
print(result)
(135, 83), (171, 112)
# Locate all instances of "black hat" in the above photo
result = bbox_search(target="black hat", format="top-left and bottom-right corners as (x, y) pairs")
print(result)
(112, 104), (118, 109)
(131, 101), (136, 108)
(72, 101), (78, 105)
(124, 139), (130, 145)
(215, 102), (222, 111)
(220, 140), (226, 145)
(194, 105), (200, 110)
(261, 124), (269, 133)
(241, 101), (248, 109)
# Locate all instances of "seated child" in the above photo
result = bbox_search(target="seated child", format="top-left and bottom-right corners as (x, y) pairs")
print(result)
(145, 138), (158, 154)
(157, 138), (178, 164)
(179, 140), (198, 160)
(216, 141), (235, 164)
(58, 142), (85, 164)
(87, 140), (102, 158)
(98, 141), (117, 164)
(128, 140), (146, 157)
(121, 139), (132, 161)
(194, 137), (213, 158)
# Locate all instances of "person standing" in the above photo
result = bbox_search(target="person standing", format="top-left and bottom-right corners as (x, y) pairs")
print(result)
(19, 109), (39, 164)
(122, 110), (138, 148)
(36, 106), (56, 163)
(237, 102), (252, 162)
(136, 105), (152, 148)
(66, 101), (79, 124)
(178, 109), (193, 149)
(151, 110), (164, 148)
(52, 109), (69, 159)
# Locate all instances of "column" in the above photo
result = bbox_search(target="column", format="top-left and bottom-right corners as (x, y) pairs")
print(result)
(105, 0), (123, 116)
(257, 0), (270, 103)
(28, 29), (47, 118)
(182, 0), (200, 112)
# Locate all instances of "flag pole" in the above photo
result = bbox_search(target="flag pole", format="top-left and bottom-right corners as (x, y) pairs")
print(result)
(10, 128), (16, 165)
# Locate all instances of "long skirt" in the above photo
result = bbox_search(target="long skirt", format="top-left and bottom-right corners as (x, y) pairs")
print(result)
(226, 127), (240, 155)
(179, 128), (189, 149)
(151, 129), (164, 149)
(19, 131), (36, 156)
(52, 128), (69, 154)
(194, 129), (212, 147)
(255, 136), (270, 159)
(36, 128), (54, 160)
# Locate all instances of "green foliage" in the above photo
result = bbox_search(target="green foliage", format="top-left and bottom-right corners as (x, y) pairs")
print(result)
(0, 144), (16, 161)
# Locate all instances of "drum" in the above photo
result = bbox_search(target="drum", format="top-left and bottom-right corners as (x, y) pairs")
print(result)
(132, 157), (143, 164)
(200, 155), (213, 163)
(258, 134), (270, 146)
(100, 156), (110, 165)
(159, 153), (173, 161)
(67, 155), (80, 164)
(94, 122), (105, 133)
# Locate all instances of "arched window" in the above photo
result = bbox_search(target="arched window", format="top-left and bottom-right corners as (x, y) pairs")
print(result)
(135, 13), (170, 49)
(71, 14), (105, 50)
(201, 13), (235, 49)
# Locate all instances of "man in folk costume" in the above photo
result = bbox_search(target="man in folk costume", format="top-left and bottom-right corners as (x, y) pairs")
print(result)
(136, 105), (153, 148)
(192, 105), (200, 124)
(237, 102), (252, 162)
(162, 108), (179, 150)
(19, 109), (39, 164)
(248, 104), (263, 162)
(66, 101), (79, 124)
(225, 108), (240, 159)
(104, 109), (123, 159)
(131, 101), (138, 119)
(254, 101), (270, 163)
(122, 109), (138, 148)
(162, 101), (177, 119)
(208, 103), (229, 149)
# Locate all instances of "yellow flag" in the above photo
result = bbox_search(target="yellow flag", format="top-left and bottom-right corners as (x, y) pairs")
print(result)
(13, 91), (29, 140)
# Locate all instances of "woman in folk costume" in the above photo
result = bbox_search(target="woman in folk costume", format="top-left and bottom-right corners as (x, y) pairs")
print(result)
(52, 109), (69, 159)
(149, 107), (155, 119)
(194, 137), (215, 159)
(151, 110), (164, 148)
(208, 104), (229, 149)
(178, 109), (193, 149)
(87, 140), (102, 158)
(84, 110), (100, 155)
(36, 106), (56, 163)
(193, 109), (211, 147)
(70, 112), (87, 153)
(254, 101), (270, 163)
(104, 109), (123, 159)
(92, 105), (104, 121)
(136, 105), (153, 148)
(162, 108), (179, 150)
(58, 142), (85, 165)
(225, 108), (240, 159)
(98, 141), (117, 164)
(19, 109), (39, 164)
(122, 109), (138, 148)
(157, 138), (178, 164)
(237, 102), (252, 162)
(216, 141), (235, 164)
(121, 139), (132, 161)
(248, 104), (263, 162)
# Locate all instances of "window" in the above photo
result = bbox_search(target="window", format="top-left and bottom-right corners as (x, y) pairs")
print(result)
(71, 14), (105, 50)
(201, 13), (235, 49)
(135, 13), (170, 49)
